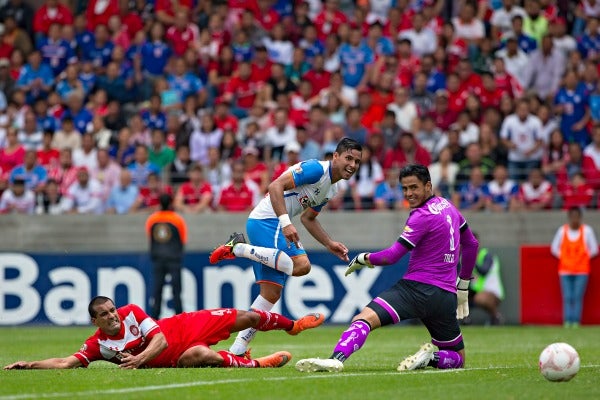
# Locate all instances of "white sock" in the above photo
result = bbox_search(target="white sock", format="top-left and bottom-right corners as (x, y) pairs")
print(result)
(233, 243), (294, 275)
(229, 295), (275, 355)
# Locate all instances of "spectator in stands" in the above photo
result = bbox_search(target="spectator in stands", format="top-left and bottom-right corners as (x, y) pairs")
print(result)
(373, 167), (405, 211)
(170, 145), (192, 185)
(148, 130), (175, 170)
(342, 107), (368, 146)
(9, 149), (47, 193)
(48, 148), (78, 195)
(33, 0), (73, 38)
(17, 111), (43, 150)
(37, 130), (59, 168)
(131, 172), (173, 213)
(241, 146), (269, 195)
(400, 12), (437, 57)
(167, 57), (206, 106)
(452, 166), (489, 211)
(523, 0), (549, 44)
(264, 108), (297, 163)
(0, 127), (24, 172)
(62, 166), (104, 214)
(189, 114), (223, 167)
(428, 90), (458, 132)
(429, 146), (459, 201)
(35, 178), (64, 215)
(583, 124), (600, 189)
(519, 167), (554, 210)
(456, 142), (496, 188)
(554, 69), (591, 147)
(0, 0), (34, 39)
(205, 146), (232, 201)
(216, 160), (259, 213)
(109, 127), (135, 167)
(141, 21), (171, 78)
(522, 34), (565, 101)
(542, 127), (568, 182)
(549, 18), (576, 59)
(293, 126), (319, 162)
(223, 61), (260, 119)
(166, 10), (199, 57)
(91, 148), (120, 203)
(551, 206), (599, 328)
(0, 177), (34, 214)
(490, 0), (527, 40)
(500, 98), (545, 181)
(106, 169), (138, 214)
(416, 115), (446, 161)
(174, 163), (213, 214)
(338, 25), (374, 89)
(127, 144), (160, 186)
(382, 131), (431, 170)
(262, 22), (293, 66)
(73, 133), (98, 171)
(452, 2), (485, 46)
(486, 164), (520, 212)
(560, 171), (595, 209)
(314, 0), (348, 41)
(63, 91), (93, 135)
(349, 145), (384, 211)
(387, 86), (418, 134)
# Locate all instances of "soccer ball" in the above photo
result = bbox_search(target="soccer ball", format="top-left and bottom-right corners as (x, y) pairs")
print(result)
(539, 342), (580, 382)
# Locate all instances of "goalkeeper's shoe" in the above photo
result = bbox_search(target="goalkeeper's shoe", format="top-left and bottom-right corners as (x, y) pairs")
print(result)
(255, 351), (292, 368)
(397, 343), (435, 371)
(209, 232), (246, 264)
(287, 313), (325, 335)
(295, 358), (344, 373)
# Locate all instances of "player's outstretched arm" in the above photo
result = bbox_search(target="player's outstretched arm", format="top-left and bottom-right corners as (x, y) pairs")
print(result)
(4, 355), (82, 370)
(300, 208), (349, 261)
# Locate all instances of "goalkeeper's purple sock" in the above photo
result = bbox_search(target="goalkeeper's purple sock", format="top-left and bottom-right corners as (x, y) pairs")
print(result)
(431, 350), (463, 369)
(330, 319), (371, 362)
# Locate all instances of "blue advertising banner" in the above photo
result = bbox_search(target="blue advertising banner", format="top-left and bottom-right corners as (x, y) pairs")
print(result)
(0, 251), (409, 325)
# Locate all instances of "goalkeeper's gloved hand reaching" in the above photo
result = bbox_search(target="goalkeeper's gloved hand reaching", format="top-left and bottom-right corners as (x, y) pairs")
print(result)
(456, 278), (470, 320)
(345, 253), (374, 276)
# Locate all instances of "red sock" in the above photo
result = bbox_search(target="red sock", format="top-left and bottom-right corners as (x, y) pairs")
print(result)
(252, 309), (294, 331)
(218, 351), (258, 368)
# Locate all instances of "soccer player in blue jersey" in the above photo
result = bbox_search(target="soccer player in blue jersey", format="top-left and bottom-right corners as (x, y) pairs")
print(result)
(209, 138), (363, 356)
(296, 164), (479, 372)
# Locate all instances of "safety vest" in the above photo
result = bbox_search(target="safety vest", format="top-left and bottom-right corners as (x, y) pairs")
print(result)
(558, 225), (590, 275)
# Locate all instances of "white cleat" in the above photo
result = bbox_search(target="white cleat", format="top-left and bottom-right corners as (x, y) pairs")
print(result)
(295, 358), (344, 373)
(397, 343), (435, 371)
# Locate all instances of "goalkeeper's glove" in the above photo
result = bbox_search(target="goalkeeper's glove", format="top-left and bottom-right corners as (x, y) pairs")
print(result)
(345, 253), (374, 276)
(456, 278), (470, 320)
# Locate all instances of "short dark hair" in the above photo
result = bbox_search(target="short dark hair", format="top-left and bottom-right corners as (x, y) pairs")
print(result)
(568, 206), (582, 217)
(335, 137), (362, 154)
(88, 296), (113, 318)
(159, 193), (173, 211)
(399, 164), (431, 185)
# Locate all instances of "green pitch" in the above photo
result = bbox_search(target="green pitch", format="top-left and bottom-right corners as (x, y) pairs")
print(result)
(1, 325), (599, 400)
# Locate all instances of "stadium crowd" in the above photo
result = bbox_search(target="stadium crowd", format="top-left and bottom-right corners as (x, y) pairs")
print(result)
(1, 0), (600, 215)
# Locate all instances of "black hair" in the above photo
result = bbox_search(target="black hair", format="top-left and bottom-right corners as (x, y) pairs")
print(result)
(399, 164), (431, 185)
(88, 296), (114, 318)
(159, 193), (173, 211)
(568, 206), (582, 216)
(335, 137), (362, 154)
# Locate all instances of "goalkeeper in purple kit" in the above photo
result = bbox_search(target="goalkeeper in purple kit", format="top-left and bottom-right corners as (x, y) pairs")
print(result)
(296, 164), (479, 372)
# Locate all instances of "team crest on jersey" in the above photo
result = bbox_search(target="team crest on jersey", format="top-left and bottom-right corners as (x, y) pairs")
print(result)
(404, 226), (413, 233)
(80, 344), (87, 352)
(130, 325), (139, 336)
(295, 166), (303, 174)
(298, 195), (311, 209)
(153, 223), (172, 242)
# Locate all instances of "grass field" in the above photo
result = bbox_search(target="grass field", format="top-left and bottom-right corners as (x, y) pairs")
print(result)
(1, 324), (599, 400)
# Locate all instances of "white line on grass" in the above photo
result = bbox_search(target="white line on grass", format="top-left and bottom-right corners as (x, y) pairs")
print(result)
(2, 365), (599, 400)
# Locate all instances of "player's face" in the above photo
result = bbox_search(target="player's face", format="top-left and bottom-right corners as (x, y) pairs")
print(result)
(401, 175), (432, 209)
(91, 301), (122, 335)
(331, 149), (361, 182)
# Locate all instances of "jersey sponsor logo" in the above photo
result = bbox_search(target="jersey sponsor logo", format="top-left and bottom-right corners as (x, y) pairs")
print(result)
(403, 226), (413, 233)
(427, 198), (451, 215)
(129, 325), (139, 336)
(250, 248), (269, 264)
(298, 195), (311, 209)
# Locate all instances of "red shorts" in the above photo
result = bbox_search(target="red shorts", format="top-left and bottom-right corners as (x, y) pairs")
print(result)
(148, 308), (237, 367)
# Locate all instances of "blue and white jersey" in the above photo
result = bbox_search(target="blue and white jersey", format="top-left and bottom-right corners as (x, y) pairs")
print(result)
(249, 159), (341, 220)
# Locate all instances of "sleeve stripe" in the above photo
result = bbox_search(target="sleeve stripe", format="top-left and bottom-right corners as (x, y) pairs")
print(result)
(460, 221), (468, 232)
(398, 237), (415, 249)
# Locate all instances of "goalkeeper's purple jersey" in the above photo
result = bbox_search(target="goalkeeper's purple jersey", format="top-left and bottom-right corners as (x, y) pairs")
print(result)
(400, 196), (466, 293)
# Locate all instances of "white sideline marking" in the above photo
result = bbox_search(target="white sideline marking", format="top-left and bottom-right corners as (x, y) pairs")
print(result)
(2, 365), (599, 400)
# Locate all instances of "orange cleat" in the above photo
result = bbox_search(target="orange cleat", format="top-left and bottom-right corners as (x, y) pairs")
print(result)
(255, 351), (292, 368)
(287, 313), (325, 336)
(209, 232), (246, 264)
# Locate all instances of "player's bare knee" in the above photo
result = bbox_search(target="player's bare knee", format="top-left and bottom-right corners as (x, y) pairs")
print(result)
(292, 259), (311, 276)
(177, 346), (221, 367)
(259, 284), (282, 304)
